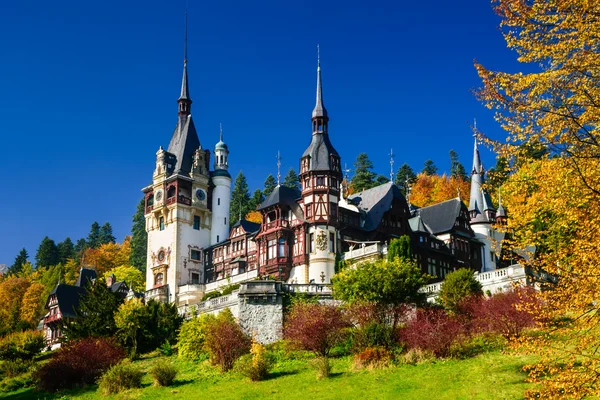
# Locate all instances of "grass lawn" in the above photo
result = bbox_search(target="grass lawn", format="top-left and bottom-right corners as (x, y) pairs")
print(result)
(1, 350), (535, 400)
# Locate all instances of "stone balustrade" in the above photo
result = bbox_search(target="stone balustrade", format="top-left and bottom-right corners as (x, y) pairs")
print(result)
(341, 243), (388, 262)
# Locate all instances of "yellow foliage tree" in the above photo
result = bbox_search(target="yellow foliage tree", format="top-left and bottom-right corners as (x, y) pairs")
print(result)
(409, 173), (470, 208)
(84, 237), (131, 275)
(20, 282), (46, 329)
(0, 277), (30, 334)
(476, 1), (600, 397)
(104, 265), (145, 292)
(245, 210), (262, 225)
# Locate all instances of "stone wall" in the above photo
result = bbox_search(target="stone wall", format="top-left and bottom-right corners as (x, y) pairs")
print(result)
(238, 281), (283, 344)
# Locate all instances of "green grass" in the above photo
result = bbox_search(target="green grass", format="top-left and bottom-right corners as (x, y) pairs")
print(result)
(1, 350), (535, 400)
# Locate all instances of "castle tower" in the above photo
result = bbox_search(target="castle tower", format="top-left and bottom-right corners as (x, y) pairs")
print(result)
(211, 124), (232, 245)
(143, 16), (211, 303)
(298, 48), (342, 284)
(468, 135), (503, 272)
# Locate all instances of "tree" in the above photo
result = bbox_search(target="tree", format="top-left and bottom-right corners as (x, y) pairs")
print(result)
(130, 198), (147, 273)
(114, 298), (146, 358)
(437, 268), (483, 313)
(395, 163), (417, 197)
(375, 174), (389, 186)
(283, 168), (300, 190)
(57, 238), (75, 265)
(20, 283), (46, 329)
(9, 248), (29, 275)
(59, 279), (123, 341)
(486, 156), (510, 196)
(74, 238), (87, 263)
(87, 222), (102, 249)
(141, 300), (182, 353)
(351, 153), (377, 192)
(263, 174), (277, 197)
(84, 239), (131, 275)
(35, 236), (59, 268)
(248, 189), (264, 211)
(204, 309), (250, 372)
(449, 150), (468, 180)
(99, 222), (116, 245)
(231, 171), (251, 224)
(104, 266), (145, 292)
(332, 257), (428, 328)
(421, 159), (438, 176)
(387, 236), (412, 261)
(0, 277), (30, 334)
(245, 210), (262, 224)
(409, 173), (470, 208)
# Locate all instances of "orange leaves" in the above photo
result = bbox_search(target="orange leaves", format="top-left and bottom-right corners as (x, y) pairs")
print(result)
(409, 173), (470, 208)
(83, 237), (132, 275)
(245, 211), (262, 225)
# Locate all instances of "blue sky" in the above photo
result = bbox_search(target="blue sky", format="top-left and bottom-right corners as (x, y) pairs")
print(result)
(0, 0), (522, 264)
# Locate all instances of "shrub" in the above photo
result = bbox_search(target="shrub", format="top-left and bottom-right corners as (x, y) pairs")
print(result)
(204, 309), (251, 372)
(448, 333), (506, 359)
(0, 374), (34, 393)
(159, 340), (173, 356)
(399, 308), (466, 358)
(177, 313), (216, 360)
(201, 290), (222, 301)
(353, 346), (392, 369)
(401, 348), (434, 365)
(0, 359), (34, 378)
(0, 330), (45, 361)
(35, 337), (126, 392)
(149, 360), (178, 387)
(98, 361), (143, 395)
(221, 284), (240, 296)
(313, 356), (331, 380)
(350, 321), (396, 353)
(438, 268), (483, 313)
(237, 341), (272, 381)
(284, 303), (349, 357)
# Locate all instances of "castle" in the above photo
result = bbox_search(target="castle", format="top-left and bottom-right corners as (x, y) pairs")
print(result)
(142, 45), (507, 307)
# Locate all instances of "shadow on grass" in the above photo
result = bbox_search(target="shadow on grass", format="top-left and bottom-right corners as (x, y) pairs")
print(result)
(170, 378), (196, 387)
(2, 385), (97, 400)
(263, 370), (298, 381)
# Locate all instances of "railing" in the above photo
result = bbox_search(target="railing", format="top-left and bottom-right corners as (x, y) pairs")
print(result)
(146, 284), (168, 299)
(264, 220), (290, 231)
(45, 312), (62, 323)
(284, 284), (332, 294)
(179, 291), (239, 319)
(203, 269), (258, 293)
(341, 243), (387, 261)
(179, 196), (192, 205)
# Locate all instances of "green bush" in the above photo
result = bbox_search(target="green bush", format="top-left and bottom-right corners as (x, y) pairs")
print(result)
(98, 361), (143, 395)
(149, 361), (177, 387)
(221, 284), (240, 296)
(201, 291), (222, 301)
(351, 322), (396, 353)
(177, 313), (216, 360)
(0, 330), (45, 361)
(438, 268), (483, 313)
(313, 356), (331, 380)
(448, 333), (506, 359)
(0, 359), (34, 378)
(159, 340), (173, 356)
(0, 374), (34, 393)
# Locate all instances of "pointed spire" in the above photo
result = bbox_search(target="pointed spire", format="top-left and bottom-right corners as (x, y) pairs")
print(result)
(389, 148), (395, 182)
(277, 151), (282, 186)
(472, 133), (482, 175)
(178, 8), (192, 114)
(219, 122), (223, 142)
(312, 44), (328, 120)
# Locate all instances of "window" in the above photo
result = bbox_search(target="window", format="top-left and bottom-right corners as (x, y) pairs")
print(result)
(278, 237), (286, 257)
(193, 216), (200, 230)
(217, 235), (220, 243)
(224, 217), (227, 225)
(191, 273), (200, 284)
(329, 232), (335, 252)
(268, 239), (277, 260)
(191, 250), (201, 261)
(306, 204), (312, 218)
(317, 177), (324, 186)
(310, 233), (315, 253)
(155, 273), (163, 286)
(218, 198), (221, 206)
(330, 203), (337, 217)
(159, 217), (165, 231)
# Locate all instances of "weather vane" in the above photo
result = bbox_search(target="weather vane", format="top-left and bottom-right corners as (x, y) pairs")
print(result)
(277, 151), (282, 186)
(389, 148), (395, 182)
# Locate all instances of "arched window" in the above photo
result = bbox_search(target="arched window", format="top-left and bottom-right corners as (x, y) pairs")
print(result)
(155, 273), (163, 286)
(278, 237), (286, 257)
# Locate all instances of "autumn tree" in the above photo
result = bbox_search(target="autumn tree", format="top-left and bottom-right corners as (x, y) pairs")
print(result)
(395, 163), (417, 197)
(9, 248), (29, 275)
(0, 277), (30, 334)
(421, 159), (438, 176)
(263, 174), (277, 197)
(35, 236), (59, 268)
(245, 210), (263, 224)
(130, 198), (147, 273)
(231, 171), (251, 224)
(351, 153), (377, 192)
(283, 168), (300, 190)
(114, 298), (146, 358)
(20, 282), (46, 329)
(104, 265), (145, 292)
(409, 173), (470, 208)
(84, 238), (131, 275)
(475, 1), (600, 396)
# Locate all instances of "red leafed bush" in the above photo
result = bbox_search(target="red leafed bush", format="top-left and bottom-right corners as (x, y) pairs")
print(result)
(35, 337), (126, 391)
(353, 346), (392, 369)
(204, 312), (251, 372)
(284, 303), (350, 356)
(398, 308), (466, 358)
(462, 287), (538, 338)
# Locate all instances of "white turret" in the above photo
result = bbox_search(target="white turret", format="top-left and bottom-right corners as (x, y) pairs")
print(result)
(211, 124), (231, 245)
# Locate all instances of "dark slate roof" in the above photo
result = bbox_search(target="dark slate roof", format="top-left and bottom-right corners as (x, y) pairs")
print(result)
(211, 169), (231, 179)
(416, 197), (465, 234)
(49, 284), (85, 319)
(110, 281), (128, 294)
(408, 215), (432, 233)
(259, 185), (301, 210)
(301, 133), (339, 172)
(167, 115), (201, 176)
(347, 182), (407, 232)
(497, 204), (507, 218)
(232, 219), (261, 234)
(76, 268), (97, 288)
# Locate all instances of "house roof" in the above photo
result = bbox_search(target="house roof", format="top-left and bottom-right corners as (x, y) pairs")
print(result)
(167, 115), (201, 176)
(231, 219), (261, 234)
(76, 268), (97, 287)
(49, 284), (85, 318)
(259, 185), (301, 211)
(301, 133), (339, 172)
(416, 197), (466, 234)
(347, 182), (407, 231)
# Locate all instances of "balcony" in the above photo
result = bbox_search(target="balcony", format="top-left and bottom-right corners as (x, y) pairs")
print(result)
(341, 243), (387, 262)
(45, 312), (62, 324)
(284, 284), (332, 295)
(145, 205), (154, 214)
(146, 284), (169, 303)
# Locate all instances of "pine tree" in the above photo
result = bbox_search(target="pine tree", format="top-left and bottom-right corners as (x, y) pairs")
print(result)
(130, 198), (147, 274)
(87, 222), (101, 249)
(9, 248), (29, 275)
(263, 174), (277, 197)
(249, 189), (265, 211)
(231, 171), (251, 224)
(375, 174), (389, 186)
(35, 237), (59, 268)
(351, 153), (377, 192)
(57, 237), (75, 264)
(449, 150), (468, 180)
(422, 159), (438, 176)
(395, 163), (417, 197)
(59, 279), (123, 340)
(74, 238), (87, 263)
(283, 168), (300, 190)
(99, 222), (116, 245)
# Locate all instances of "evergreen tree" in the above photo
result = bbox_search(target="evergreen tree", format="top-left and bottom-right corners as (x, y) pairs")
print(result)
(9, 248), (29, 275)
(57, 238), (75, 265)
(395, 163), (417, 197)
(449, 150), (468, 180)
(422, 159), (438, 176)
(249, 189), (265, 211)
(99, 222), (116, 245)
(263, 174), (277, 197)
(387, 236), (412, 261)
(231, 171), (251, 224)
(74, 238), (87, 263)
(87, 222), (101, 249)
(59, 279), (123, 341)
(130, 198), (147, 273)
(35, 237), (59, 268)
(375, 174), (389, 186)
(283, 168), (300, 190)
(351, 153), (377, 192)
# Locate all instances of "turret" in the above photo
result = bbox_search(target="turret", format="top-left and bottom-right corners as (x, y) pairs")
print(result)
(211, 124), (232, 245)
